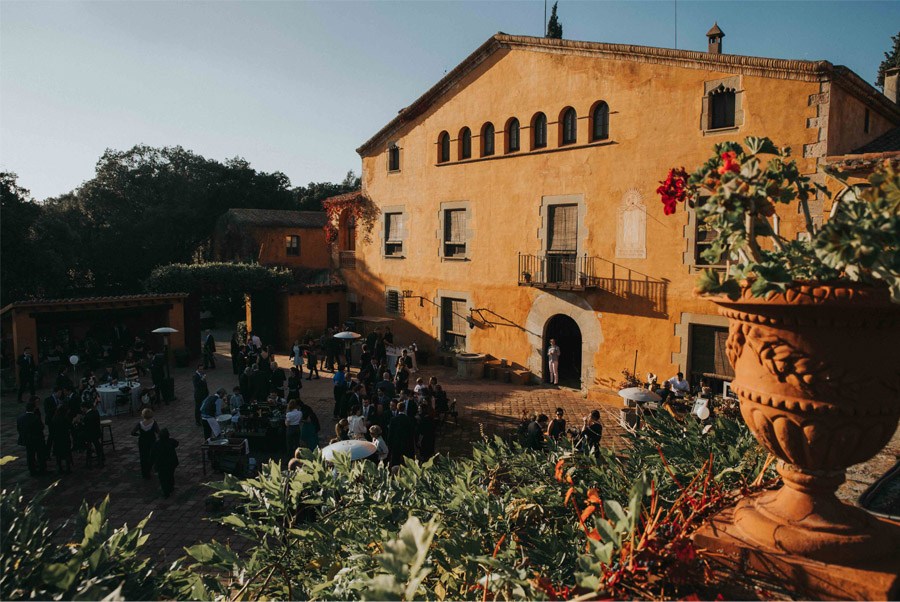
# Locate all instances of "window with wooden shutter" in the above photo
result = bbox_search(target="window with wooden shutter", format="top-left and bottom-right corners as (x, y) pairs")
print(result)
(444, 209), (467, 258)
(548, 204), (577, 252)
(384, 212), (403, 256)
(441, 297), (467, 350)
(385, 290), (403, 315)
(460, 127), (472, 159)
(689, 325), (734, 382)
(710, 88), (736, 129)
(482, 123), (495, 156)
(438, 132), (450, 163)
(388, 144), (400, 171)
(532, 113), (547, 149)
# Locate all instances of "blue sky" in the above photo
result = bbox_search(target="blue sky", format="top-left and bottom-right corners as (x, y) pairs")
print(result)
(1, 1), (898, 202)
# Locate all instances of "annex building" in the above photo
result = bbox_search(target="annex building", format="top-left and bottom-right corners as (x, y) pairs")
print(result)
(335, 30), (900, 396)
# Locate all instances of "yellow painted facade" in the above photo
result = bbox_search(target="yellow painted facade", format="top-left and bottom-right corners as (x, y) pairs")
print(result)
(344, 34), (900, 395)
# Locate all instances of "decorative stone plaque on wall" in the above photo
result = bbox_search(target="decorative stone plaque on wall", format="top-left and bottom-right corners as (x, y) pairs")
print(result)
(616, 188), (646, 259)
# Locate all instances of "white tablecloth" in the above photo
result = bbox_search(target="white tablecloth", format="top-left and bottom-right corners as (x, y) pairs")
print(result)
(96, 381), (141, 416)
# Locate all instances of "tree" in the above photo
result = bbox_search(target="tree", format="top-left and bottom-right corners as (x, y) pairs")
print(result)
(876, 31), (900, 88)
(546, 1), (563, 39)
(293, 170), (360, 211)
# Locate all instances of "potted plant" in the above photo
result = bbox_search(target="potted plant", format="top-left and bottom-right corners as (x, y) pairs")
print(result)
(658, 138), (900, 563)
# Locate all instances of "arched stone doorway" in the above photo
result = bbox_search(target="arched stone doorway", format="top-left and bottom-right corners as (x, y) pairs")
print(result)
(544, 314), (582, 388)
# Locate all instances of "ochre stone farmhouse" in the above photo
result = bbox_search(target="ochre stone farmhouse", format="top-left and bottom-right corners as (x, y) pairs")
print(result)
(297, 32), (900, 398)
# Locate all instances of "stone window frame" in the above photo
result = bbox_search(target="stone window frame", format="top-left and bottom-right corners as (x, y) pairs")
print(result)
(384, 286), (404, 316)
(437, 200), (474, 261)
(671, 312), (730, 381)
(682, 206), (726, 272)
(700, 75), (744, 135)
(387, 141), (401, 173)
(432, 288), (472, 353)
(380, 205), (408, 259)
(538, 194), (587, 258)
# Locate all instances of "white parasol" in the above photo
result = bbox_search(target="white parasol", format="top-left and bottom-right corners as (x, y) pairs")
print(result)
(320, 439), (376, 461)
(618, 387), (662, 403)
(334, 331), (362, 340)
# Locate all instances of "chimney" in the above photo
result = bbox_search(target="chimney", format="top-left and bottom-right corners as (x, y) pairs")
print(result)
(885, 66), (900, 105)
(706, 22), (724, 54)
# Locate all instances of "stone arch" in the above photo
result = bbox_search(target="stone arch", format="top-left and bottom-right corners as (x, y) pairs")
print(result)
(525, 291), (602, 391)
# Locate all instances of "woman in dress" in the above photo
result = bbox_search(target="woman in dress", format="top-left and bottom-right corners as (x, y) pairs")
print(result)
(299, 401), (319, 450)
(347, 405), (368, 440)
(547, 407), (567, 441)
(131, 408), (159, 479)
(291, 339), (304, 377)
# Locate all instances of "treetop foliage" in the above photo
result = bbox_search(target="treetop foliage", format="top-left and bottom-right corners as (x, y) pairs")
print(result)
(876, 30), (900, 88)
(546, 2), (563, 39)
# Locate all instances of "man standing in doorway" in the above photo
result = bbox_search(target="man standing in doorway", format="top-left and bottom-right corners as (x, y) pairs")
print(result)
(547, 338), (561, 385)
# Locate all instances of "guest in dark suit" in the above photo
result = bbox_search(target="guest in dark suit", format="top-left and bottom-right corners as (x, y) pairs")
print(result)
(17, 347), (37, 403)
(43, 386), (64, 424)
(17, 399), (46, 475)
(49, 406), (74, 474)
(193, 366), (209, 426)
(81, 401), (104, 468)
(153, 428), (179, 498)
(203, 330), (216, 369)
(416, 404), (436, 461)
(387, 401), (416, 467)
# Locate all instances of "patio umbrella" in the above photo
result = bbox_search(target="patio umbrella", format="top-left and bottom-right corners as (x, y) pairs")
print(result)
(618, 387), (662, 403)
(320, 439), (377, 462)
(334, 331), (362, 340)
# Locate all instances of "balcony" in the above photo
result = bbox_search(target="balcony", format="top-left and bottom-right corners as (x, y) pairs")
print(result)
(518, 253), (668, 315)
(339, 250), (356, 270)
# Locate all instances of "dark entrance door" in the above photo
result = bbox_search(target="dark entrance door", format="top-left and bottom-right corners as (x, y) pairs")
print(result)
(326, 303), (340, 329)
(544, 314), (582, 388)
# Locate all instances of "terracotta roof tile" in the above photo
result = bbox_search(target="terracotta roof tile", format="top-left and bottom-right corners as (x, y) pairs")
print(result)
(852, 126), (900, 154)
(1, 293), (189, 315)
(224, 208), (327, 228)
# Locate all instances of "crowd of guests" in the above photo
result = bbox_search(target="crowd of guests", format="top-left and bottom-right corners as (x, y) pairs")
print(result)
(15, 377), (180, 498)
(518, 407), (604, 452)
(196, 328), (450, 468)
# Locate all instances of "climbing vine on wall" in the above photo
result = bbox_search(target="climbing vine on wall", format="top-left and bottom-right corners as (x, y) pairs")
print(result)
(322, 191), (380, 245)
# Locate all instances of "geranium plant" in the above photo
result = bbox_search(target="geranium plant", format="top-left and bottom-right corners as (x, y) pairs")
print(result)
(658, 137), (900, 301)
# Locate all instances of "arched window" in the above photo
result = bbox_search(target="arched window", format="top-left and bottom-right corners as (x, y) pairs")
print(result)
(459, 127), (472, 159)
(532, 112), (547, 149)
(506, 118), (520, 153)
(560, 107), (577, 145)
(709, 86), (736, 129)
(591, 101), (609, 141)
(438, 131), (450, 163)
(481, 122), (495, 157)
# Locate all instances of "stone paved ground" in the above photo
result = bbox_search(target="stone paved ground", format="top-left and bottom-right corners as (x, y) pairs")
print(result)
(3, 338), (895, 565)
(0, 338), (626, 565)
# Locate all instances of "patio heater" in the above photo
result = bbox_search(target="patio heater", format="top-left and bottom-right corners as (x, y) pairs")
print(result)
(152, 327), (178, 401)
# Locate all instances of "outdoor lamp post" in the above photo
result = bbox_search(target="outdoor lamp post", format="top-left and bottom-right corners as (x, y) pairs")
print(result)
(152, 327), (178, 378)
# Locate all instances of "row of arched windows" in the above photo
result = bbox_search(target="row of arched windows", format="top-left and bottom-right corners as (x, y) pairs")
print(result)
(437, 101), (610, 163)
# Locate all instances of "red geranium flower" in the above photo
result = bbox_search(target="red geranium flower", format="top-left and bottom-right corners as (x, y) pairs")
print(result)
(657, 168), (689, 215)
(717, 150), (740, 175)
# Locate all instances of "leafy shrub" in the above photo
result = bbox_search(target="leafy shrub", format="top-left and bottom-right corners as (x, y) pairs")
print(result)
(0, 482), (154, 600)
(144, 262), (293, 295)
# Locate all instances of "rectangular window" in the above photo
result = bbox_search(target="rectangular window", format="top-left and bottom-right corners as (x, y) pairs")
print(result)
(384, 212), (403, 256)
(385, 290), (403, 315)
(441, 297), (467, 350)
(695, 222), (725, 266)
(864, 108), (870, 134)
(443, 209), (467, 258)
(285, 235), (300, 256)
(388, 144), (400, 171)
(689, 324), (734, 383)
(547, 204), (577, 284)
(710, 91), (736, 129)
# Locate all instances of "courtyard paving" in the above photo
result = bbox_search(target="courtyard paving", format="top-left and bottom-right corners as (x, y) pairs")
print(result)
(2, 338), (896, 565)
(0, 339), (626, 565)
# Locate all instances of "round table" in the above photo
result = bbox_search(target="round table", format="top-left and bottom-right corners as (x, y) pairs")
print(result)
(96, 381), (141, 416)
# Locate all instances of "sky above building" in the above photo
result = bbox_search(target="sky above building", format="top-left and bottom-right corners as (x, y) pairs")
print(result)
(1, 1), (898, 202)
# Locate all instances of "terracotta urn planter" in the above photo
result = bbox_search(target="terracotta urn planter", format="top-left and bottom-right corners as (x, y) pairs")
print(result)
(712, 283), (900, 563)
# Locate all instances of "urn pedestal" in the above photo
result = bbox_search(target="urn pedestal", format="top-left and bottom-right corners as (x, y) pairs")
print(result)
(692, 285), (900, 599)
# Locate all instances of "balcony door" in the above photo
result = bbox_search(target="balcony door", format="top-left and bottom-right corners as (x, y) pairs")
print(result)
(547, 204), (578, 284)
